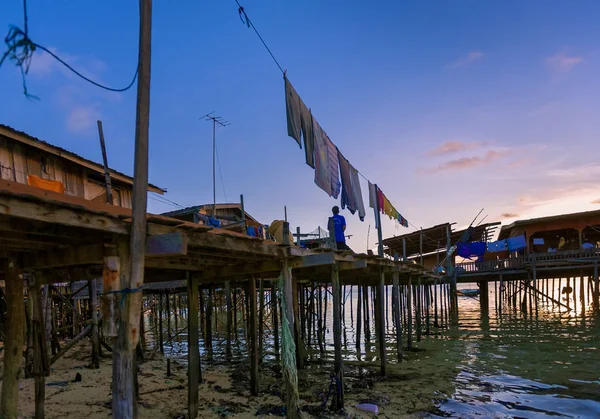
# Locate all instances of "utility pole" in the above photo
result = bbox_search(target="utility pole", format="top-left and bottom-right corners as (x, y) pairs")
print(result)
(201, 112), (230, 217)
(96, 120), (114, 205)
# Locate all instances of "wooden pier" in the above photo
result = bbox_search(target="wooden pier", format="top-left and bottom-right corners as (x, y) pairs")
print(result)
(0, 180), (445, 418)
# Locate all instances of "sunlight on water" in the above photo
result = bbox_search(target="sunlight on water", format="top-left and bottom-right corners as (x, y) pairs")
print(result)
(143, 278), (600, 418)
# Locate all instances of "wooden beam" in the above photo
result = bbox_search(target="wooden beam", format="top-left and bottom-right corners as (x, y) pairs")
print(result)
(24, 243), (105, 270)
(289, 253), (335, 268)
(146, 232), (188, 257)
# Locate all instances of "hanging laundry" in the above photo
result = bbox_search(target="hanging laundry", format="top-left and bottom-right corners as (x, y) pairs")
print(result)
(27, 174), (65, 194)
(338, 150), (366, 221)
(284, 76), (302, 148)
(457, 242), (486, 259)
(368, 181), (377, 209)
(533, 238), (545, 245)
(247, 226), (256, 237)
(312, 119), (340, 198)
(487, 240), (507, 252)
(299, 102), (315, 168)
(507, 234), (527, 251)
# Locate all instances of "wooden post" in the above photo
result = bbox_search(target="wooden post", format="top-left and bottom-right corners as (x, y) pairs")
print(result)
(415, 278), (422, 342)
(331, 263), (344, 409)
(165, 291), (171, 340)
(1, 257), (25, 419)
(480, 281), (489, 313)
(532, 255), (538, 317)
(29, 274), (49, 419)
(96, 120), (114, 205)
(158, 292), (164, 354)
(258, 279), (265, 363)
(377, 268), (387, 375)
(281, 260), (301, 419)
(206, 286), (213, 359)
(594, 261), (599, 310)
(112, 0), (152, 415)
(271, 282), (280, 357)
(356, 282), (362, 357)
(292, 277), (305, 369)
(392, 255), (402, 362)
(407, 276), (413, 349)
(89, 279), (100, 369)
(433, 278), (439, 327)
(187, 273), (200, 419)
(225, 281), (233, 360)
(248, 278), (259, 396)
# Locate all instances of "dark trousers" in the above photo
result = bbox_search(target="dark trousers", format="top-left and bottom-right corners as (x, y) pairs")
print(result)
(336, 241), (351, 252)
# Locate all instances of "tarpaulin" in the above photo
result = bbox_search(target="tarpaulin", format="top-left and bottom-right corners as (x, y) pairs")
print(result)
(27, 175), (65, 194)
(507, 234), (527, 251)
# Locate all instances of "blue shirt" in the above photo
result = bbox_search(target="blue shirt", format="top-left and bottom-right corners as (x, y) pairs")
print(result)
(332, 214), (346, 242)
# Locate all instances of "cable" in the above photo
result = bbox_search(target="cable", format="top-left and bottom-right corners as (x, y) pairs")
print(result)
(234, 0), (284, 74)
(0, 0), (138, 98)
(149, 192), (186, 209)
(215, 142), (228, 203)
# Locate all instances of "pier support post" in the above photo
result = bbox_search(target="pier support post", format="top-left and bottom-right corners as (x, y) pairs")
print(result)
(331, 263), (344, 409)
(248, 277), (259, 396)
(271, 281), (280, 357)
(89, 279), (100, 369)
(594, 261), (599, 311)
(407, 276), (413, 349)
(187, 273), (200, 419)
(377, 268), (387, 375)
(480, 281), (489, 313)
(281, 262), (301, 418)
(259, 279), (265, 363)
(225, 281), (233, 360)
(1, 257), (25, 419)
(158, 292), (164, 354)
(292, 277), (305, 369)
(392, 255), (402, 362)
(206, 286), (213, 359)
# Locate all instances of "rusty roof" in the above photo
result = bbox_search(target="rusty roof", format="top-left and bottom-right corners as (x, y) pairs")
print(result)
(162, 203), (262, 225)
(0, 124), (166, 194)
(498, 209), (600, 239)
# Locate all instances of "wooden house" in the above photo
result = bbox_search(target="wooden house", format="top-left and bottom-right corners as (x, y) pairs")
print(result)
(162, 203), (264, 235)
(0, 124), (165, 208)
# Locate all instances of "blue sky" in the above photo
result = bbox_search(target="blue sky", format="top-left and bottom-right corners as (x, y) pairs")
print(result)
(2, 0), (600, 252)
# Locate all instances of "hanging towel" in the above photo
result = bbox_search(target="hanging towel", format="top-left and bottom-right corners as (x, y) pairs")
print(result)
(299, 102), (315, 168)
(313, 118), (332, 196)
(533, 238), (545, 245)
(27, 174), (65, 194)
(507, 234), (527, 251)
(327, 136), (341, 199)
(338, 150), (366, 221)
(487, 240), (507, 252)
(284, 76), (302, 147)
(247, 226), (256, 237)
(368, 181), (377, 209)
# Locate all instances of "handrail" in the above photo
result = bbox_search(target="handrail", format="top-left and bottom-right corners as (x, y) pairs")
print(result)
(454, 248), (600, 274)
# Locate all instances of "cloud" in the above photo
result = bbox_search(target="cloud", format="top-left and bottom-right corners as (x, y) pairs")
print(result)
(591, 199), (600, 204)
(421, 150), (507, 174)
(448, 51), (484, 68)
(501, 213), (519, 219)
(66, 105), (100, 133)
(546, 52), (583, 73)
(426, 140), (491, 157)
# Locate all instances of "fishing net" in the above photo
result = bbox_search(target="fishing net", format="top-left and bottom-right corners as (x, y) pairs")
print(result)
(278, 268), (299, 401)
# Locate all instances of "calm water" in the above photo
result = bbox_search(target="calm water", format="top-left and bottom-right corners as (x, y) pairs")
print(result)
(146, 279), (600, 418)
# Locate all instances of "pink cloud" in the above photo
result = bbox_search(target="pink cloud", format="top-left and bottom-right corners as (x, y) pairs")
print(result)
(421, 150), (506, 174)
(546, 52), (583, 73)
(426, 140), (491, 156)
(501, 212), (519, 219)
(448, 51), (484, 68)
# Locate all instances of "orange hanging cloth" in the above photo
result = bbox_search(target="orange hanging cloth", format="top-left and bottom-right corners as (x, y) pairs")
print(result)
(27, 174), (65, 194)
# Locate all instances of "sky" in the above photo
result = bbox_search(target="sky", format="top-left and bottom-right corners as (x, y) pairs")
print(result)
(2, 0), (600, 253)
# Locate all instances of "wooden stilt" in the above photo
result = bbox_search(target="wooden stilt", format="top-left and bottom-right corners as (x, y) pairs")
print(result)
(158, 292), (164, 354)
(407, 276), (413, 349)
(392, 256), (402, 362)
(415, 278), (421, 342)
(363, 284), (370, 341)
(187, 273), (200, 419)
(271, 282), (280, 357)
(480, 281), (489, 313)
(206, 285), (213, 359)
(331, 263), (344, 410)
(1, 257), (25, 419)
(258, 279), (265, 363)
(89, 279), (100, 369)
(225, 281), (233, 360)
(199, 288), (206, 343)
(165, 291), (172, 340)
(356, 282), (362, 358)
(594, 261), (599, 310)
(377, 268), (387, 375)
(173, 293), (179, 342)
(292, 277), (305, 369)
(248, 277), (259, 396)
(281, 261), (301, 418)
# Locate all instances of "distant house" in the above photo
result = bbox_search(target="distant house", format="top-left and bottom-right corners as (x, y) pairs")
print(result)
(162, 203), (264, 235)
(0, 124), (165, 207)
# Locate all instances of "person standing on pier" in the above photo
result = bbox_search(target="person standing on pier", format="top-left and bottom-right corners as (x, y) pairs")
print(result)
(330, 206), (351, 251)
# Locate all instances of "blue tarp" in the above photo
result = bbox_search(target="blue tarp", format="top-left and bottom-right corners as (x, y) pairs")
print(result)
(507, 234), (527, 251)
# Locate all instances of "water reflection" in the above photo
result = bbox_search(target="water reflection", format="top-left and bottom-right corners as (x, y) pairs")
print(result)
(143, 280), (600, 418)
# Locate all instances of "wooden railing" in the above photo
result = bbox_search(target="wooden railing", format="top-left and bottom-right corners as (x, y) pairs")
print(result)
(454, 248), (600, 275)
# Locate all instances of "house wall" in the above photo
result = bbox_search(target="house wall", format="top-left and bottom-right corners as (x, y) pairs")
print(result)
(0, 134), (133, 208)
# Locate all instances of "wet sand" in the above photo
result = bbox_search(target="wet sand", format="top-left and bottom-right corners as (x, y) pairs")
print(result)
(3, 338), (455, 418)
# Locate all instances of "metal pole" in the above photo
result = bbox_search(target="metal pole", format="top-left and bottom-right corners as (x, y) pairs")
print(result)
(212, 119), (216, 217)
(374, 184), (384, 257)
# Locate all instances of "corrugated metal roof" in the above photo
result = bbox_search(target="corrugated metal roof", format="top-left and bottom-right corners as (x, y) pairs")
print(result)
(0, 124), (166, 193)
(498, 209), (600, 239)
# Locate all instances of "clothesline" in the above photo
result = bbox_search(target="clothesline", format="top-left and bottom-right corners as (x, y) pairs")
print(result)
(284, 75), (409, 229)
